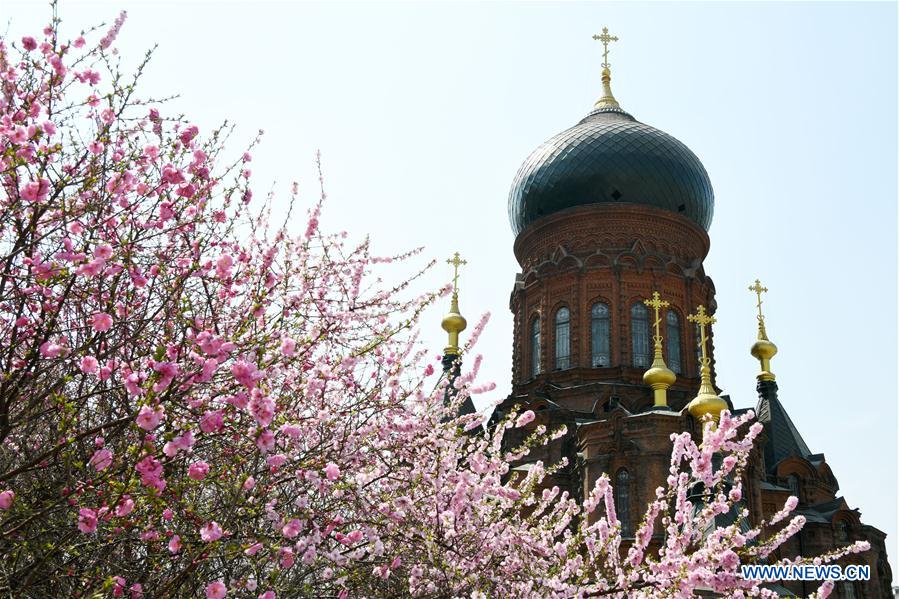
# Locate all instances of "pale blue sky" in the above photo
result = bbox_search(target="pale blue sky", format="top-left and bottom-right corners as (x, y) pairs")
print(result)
(7, 0), (898, 580)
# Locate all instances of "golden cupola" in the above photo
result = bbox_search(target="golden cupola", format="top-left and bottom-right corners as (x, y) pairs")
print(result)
(685, 304), (728, 424)
(642, 292), (676, 408)
(749, 279), (777, 381)
(442, 252), (468, 356)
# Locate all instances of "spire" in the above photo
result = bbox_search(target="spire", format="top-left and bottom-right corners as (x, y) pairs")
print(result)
(441, 252), (468, 357)
(642, 292), (676, 409)
(685, 305), (727, 425)
(441, 252), (475, 417)
(749, 279), (777, 381)
(592, 27), (620, 109)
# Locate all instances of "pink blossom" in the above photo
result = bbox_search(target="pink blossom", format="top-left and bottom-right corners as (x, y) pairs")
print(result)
(135, 455), (166, 491)
(205, 581), (227, 599)
(243, 476), (256, 491)
(89, 448), (113, 471)
(267, 454), (287, 469)
(20, 178), (50, 202)
(200, 410), (224, 433)
(21, 36), (37, 51)
(232, 359), (263, 389)
(94, 244), (113, 260)
(80, 356), (99, 374)
(143, 144), (159, 160)
(168, 535), (181, 553)
(258, 592), (275, 599)
(0, 490), (14, 510)
(78, 508), (98, 533)
(188, 461), (210, 481)
(91, 312), (113, 332)
(215, 253), (233, 279)
(88, 141), (105, 154)
(280, 337), (296, 357)
(200, 521), (223, 542)
(515, 410), (535, 427)
(255, 429), (275, 453)
(179, 124), (199, 146)
(281, 519), (302, 538)
(39, 341), (64, 358)
(324, 462), (340, 481)
(135, 405), (164, 431)
(249, 393), (275, 426)
(116, 497), (135, 517)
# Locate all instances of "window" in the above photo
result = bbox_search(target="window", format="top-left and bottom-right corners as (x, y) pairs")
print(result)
(787, 474), (800, 499)
(694, 322), (702, 369)
(836, 520), (849, 543)
(530, 318), (541, 377)
(615, 469), (631, 536)
(591, 302), (611, 367)
(841, 582), (857, 599)
(554, 307), (570, 370)
(631, 303), (651, 368)
(666, 311), (682, 374)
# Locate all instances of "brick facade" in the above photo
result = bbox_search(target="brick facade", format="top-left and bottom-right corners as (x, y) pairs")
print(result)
(494, 202), (892, 597)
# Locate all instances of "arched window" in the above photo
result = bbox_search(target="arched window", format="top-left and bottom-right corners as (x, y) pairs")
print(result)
(836, 520), (850, 543)
(530, 318), (541, 377)
(615, 469), (631, 536)
(591, 302), (611, 367)
(666, 311), (682, 374)
(554, 307), (570, 370)
(787, 474), (800, 499)
(631, 303), (651, 368)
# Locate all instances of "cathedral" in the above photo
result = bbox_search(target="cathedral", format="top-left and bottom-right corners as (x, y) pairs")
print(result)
(441, 29), (892, 598)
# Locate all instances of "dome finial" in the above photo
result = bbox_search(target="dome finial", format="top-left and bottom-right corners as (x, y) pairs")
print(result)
(685, 305), (728, 426)
(749, 279), (777, 381)
(441, 252), (468, 356)
(592, 27), (620, 109)
(642, 292), (676, 409)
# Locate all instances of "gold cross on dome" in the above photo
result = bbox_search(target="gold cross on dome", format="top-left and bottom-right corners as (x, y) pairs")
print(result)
(749, 279), (768, 322)
(644, 291), (669, 341)
(592, 27), (619, 69)
(687, 305), (716, 365)
(446, 252), (467, 294)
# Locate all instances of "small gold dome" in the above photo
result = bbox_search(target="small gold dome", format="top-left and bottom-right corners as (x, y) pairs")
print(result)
(686, 392), (728, 423)
(643, 364), (676, 388)
(751, 338), (778, 361)
(441, 312), (467, 335)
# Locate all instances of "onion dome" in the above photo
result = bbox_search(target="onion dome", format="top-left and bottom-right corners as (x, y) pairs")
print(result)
(508, 65), (714, 236)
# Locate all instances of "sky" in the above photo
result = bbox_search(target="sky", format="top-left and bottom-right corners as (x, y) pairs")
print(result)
(6, 0), (898, 582)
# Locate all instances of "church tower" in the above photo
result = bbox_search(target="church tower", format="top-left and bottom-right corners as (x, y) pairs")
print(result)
(491, 30), (892, 597)
(497, 29), (723, 505)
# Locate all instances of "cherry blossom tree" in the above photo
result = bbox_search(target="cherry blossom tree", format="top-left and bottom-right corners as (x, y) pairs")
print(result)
(0, 8), (868, 599)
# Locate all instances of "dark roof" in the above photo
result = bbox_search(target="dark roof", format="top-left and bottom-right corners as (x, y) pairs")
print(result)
(797, 496), (848, 523)
(756, 381), (813, 473)
(508, 106), (714, 235)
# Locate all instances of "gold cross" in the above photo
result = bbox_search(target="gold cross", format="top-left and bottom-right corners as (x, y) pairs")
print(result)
(687, 305), (716, 365)
(446, 252), (467, 294)
(643, 291), (669, 341)
(749, 279), (768, 322)
(592, 27), (619, 69)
